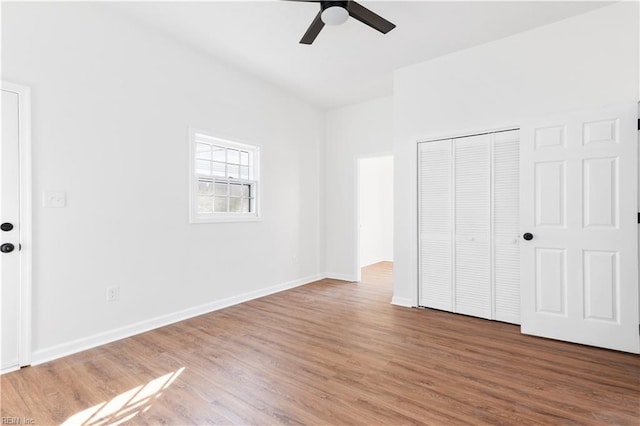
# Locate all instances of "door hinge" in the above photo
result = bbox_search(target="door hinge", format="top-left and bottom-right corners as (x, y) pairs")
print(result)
(638, 212), (640, 224)
(637, 118), (640, 131)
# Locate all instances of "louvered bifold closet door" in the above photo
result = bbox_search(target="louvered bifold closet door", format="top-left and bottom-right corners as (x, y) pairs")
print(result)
(419, 130), (520, 323)
(493, 130), (520, 324)
(454, 135), (491, 319)
(418, 140), (452, 310)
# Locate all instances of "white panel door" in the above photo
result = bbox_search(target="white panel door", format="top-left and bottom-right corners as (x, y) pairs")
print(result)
(418, 140), (452, 310)
(1, 88), (22, 371)
(520, 103), (639, 353)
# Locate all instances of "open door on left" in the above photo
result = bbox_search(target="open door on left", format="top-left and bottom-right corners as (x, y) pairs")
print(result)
(1, 82), (31, 373)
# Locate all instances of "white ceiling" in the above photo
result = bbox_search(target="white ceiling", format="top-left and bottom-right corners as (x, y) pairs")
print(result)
(107, 1), (611, 110)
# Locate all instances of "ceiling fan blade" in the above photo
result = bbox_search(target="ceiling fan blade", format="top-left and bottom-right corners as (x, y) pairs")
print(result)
(348, 1), (396, 34)
(300, 11), (325, 44)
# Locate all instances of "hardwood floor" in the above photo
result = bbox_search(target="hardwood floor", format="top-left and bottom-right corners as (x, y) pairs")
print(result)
(1, 262), (639, 425)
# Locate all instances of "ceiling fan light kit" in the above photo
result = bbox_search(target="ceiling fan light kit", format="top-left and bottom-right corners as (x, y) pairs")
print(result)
(291, 0), (396, 45)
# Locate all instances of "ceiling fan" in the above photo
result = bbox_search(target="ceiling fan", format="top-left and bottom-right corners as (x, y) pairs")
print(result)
(288, 1), (396, 45)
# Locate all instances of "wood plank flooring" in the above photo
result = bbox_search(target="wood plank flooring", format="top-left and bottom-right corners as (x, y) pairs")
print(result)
(1, 262), (639, 425)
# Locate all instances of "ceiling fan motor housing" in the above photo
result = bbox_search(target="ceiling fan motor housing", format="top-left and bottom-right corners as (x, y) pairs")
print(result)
(321, 1), (349, 12)
(321, 1), (349, 25)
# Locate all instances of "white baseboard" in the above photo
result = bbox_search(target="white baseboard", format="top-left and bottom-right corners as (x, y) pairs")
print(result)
(361, 258), (394, 267)
(324, 272), (357, 282)
(391, 296), (414, 307)
(31, 273), (324, 366)
(1, 365), (20, 375)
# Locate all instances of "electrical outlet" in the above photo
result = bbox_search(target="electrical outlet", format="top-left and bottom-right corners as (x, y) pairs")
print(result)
(106, 286), (120, 302)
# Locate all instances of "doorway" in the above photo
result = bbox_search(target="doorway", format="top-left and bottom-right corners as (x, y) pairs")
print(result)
(357, 155), (393, 282)
(1, 81), (32, 373)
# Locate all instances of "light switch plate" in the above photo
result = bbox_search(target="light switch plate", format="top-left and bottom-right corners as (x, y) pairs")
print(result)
(43, 191), (66, 208)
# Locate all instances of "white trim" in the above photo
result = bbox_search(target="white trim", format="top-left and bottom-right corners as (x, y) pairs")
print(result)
(325, 272), (357, 282)
(416, 124), (520, 145)
(391, 296), (414, 307)
(2, 81), (33, 368)
(190, 215), (263, 224)
(31, 273), (325, 365)
(354, 156), (362, 282)
(0, 365), (20, 375)
(416, 141), (423, 308)
(360, 258), (393, 268)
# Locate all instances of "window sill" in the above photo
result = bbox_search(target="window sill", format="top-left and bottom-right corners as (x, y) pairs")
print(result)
(190, 214), (261, 224)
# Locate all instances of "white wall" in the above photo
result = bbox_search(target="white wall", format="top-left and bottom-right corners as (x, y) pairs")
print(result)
(2, 3), (325, 362)
(359, 156), (393, 267)
(392, 2), (639, 306)
(325, 96), (393, 280)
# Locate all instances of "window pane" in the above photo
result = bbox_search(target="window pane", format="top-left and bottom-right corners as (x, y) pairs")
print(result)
(240, 151), (249, 166)
(198, 180), (214, 195)
(197, 196), (213, 213)
(214, 182), (228, 195)
(241, 198), (250, 213)
(213, 197), (228, 212)
(212, 146), (226, 162)
(229, 197), (243, 213)
(211, 161), (226, 177)
(240, 166), (250, 180)
(241, 184), (250, 197)
(196, 143), (211, 160)
(228, 149), (240, 164)
(196, 160), (211, 175)
(228, 164), (240, 179)
(229, 183), (243, 197)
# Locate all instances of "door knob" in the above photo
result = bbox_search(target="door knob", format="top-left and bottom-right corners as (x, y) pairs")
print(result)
(1, 243), (15, 253)
(523, 233), (534, 241)
(0, 223), (13, 232)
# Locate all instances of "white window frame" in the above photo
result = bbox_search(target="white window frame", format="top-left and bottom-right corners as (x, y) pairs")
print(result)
(189, 128), (261, 223)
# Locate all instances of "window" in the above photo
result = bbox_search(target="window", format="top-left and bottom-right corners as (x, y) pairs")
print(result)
(190, 129), (260, 223)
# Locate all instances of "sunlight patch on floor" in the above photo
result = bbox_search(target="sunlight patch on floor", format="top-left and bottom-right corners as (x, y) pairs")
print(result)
(61, 367), (185, 425)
